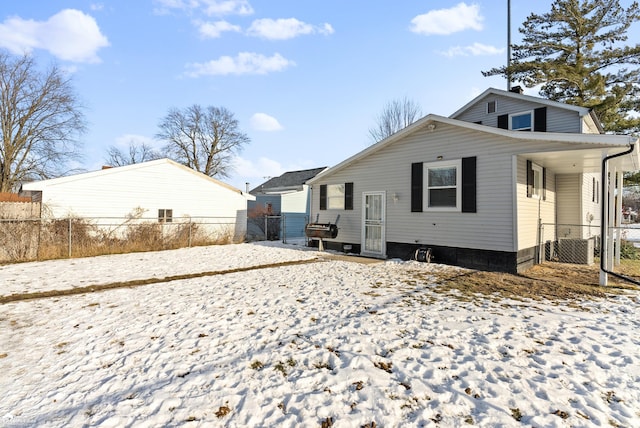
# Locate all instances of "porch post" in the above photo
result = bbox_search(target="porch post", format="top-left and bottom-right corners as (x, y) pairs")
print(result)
(600, 151), (609, 286)
(615, 170), (624, 265)
(607, 165), (616, 271)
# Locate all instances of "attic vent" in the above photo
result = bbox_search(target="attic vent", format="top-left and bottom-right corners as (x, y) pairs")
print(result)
(487, 100), (496, 114)
(510, 85), (524, 94)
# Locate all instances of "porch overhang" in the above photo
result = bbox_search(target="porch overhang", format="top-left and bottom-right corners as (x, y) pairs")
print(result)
(521, 143), (640, 174)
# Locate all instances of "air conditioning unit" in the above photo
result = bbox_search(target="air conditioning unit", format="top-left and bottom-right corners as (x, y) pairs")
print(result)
(558, 238), (594, 265)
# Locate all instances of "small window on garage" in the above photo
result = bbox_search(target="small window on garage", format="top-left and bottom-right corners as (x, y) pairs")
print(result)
(158, 209), (173, 223)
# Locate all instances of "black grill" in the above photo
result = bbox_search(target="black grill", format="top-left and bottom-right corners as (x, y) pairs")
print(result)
(305, 223), (338, 239)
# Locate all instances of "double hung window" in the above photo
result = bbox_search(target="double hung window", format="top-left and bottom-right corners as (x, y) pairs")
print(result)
(319, 183), (354, 210)
(327, 184), (345, 209)
(424, 160), (462, 210)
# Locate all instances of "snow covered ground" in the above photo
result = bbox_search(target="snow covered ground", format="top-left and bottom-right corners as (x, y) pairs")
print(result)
(1, 242), (639, 427)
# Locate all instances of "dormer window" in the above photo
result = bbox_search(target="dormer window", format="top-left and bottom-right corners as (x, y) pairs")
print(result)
(487, 100), (496, 114)
(497, 107), (546, 132)
(510, 111), (533, 131)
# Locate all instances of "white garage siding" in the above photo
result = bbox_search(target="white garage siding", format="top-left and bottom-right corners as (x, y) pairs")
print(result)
(21, 159), (253, 241)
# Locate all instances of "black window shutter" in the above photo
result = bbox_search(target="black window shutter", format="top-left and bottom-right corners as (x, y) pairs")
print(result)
(526, 160), (533, 198)
(411, 163), (423, 212)
(319, 184), (327, 210)
(542, 168), (547, 200)
(497, 114), (508, 129)
(534, 107), (547, 131)
(462, 157), (477, 213)
(344, 182), (354, 210)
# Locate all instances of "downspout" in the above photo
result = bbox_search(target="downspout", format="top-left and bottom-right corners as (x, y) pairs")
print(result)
(600, 143), (640, 285)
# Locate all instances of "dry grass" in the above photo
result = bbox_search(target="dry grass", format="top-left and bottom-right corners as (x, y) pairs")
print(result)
(425, 260), (640, 302)
(1, 217), (236, 264)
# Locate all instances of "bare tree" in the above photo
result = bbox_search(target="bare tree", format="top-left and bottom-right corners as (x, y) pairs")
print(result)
(105, 141), (161, 167)
(0, 52), (86, 192)
(156, 105), (249, 178)
(368, 97), (423, 144)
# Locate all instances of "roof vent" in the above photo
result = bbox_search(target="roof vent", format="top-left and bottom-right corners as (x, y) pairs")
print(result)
(510, 85), (524, 94)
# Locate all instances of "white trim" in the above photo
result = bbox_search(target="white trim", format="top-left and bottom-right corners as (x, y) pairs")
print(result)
(509, 110), (534, 132)
(307, 114), (636, 185)
(21, 158), (251, 197)
(486, 100), (497, 114)
(422, 159), (462, 211)
(449, 87), (592, 119)
(531, 162), (543, 198)
(361, 191), (386, 258)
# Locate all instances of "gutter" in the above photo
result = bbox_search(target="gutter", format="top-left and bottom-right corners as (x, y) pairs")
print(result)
(600, 143), (640, 286)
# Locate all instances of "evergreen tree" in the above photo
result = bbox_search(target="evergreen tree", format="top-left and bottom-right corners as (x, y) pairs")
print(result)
(483, 0), (640, 134)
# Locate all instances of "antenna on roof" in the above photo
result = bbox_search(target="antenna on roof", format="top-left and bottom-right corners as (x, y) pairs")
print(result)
(507, 0), (512, 91)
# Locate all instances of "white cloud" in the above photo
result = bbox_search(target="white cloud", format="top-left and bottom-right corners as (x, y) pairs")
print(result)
(201, 0), (253, 16)
(154, 0), (253, 16)
(184, 52), (295, 77)
(247, 18), (334, 40)
(90, 4), (104, 11)
(197, 20), (241, 38)
(0, 9), (109, 63)
(250, 113), (283, 131)
(410, 2), (483, 36)
(439, 42), (504, 57)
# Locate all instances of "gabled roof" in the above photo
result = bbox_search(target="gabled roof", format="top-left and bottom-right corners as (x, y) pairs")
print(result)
(250, 167), (327, 194)
(449, 87), (593, 119)
(308, 114), (638, 183)
(21, 158), (252, 198)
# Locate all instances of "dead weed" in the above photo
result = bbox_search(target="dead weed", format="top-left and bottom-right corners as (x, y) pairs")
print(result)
(421, 261), (640, 302)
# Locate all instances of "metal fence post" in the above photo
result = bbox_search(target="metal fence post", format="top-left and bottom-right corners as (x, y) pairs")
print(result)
(264, 215), (268, 241)
(282, 214), (286, 243)
(68, 217), (72, 258)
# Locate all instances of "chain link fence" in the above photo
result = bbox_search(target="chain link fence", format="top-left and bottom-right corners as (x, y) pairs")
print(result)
(0, 215), (243, 263)
(539, 222), (640, 268)
(246, 213), (309, 245)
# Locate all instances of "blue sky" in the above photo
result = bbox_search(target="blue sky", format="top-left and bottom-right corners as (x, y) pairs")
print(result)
(0, 1), (615, 191)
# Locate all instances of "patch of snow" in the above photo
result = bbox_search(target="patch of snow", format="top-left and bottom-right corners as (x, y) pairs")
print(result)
(1, 243), (639, 426)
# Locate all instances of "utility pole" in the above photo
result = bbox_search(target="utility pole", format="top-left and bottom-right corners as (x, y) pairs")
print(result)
(507, 0), (512, 90)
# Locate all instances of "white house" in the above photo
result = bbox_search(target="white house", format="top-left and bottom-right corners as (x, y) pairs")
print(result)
(20, 158), (255, 241)
(307, 87), (639, 278)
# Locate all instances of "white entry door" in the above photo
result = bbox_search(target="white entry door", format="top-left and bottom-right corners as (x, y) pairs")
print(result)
(362, 192), (385, 257)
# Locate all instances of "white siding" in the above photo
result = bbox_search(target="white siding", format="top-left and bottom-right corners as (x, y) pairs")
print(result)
(453, 94), (583, 133)
(556, 174), (580, 227)
(516, 157), (556, 250)
(22, 160), (251, 240)
(554, 173), (600, 240)
(581, 172), (601, 239)
(281, 186), (309, 213)
(311, 121), (610, 254)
